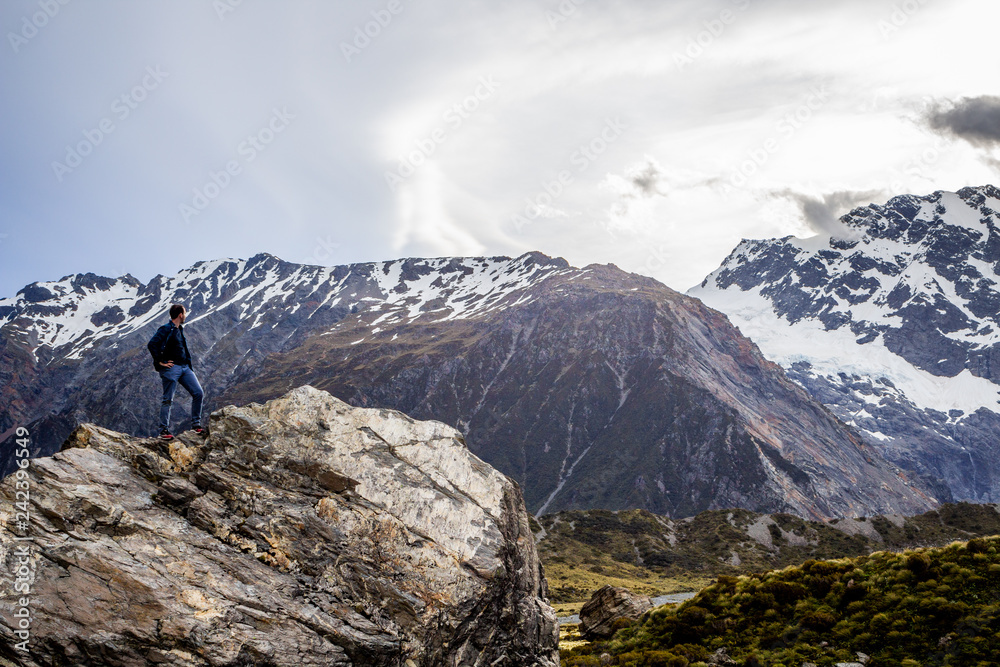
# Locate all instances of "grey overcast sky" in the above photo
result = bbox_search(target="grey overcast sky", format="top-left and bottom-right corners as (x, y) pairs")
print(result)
(2, 0), (999, 298)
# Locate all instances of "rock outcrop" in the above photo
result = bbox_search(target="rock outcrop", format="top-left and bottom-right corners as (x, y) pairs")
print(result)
(0, 386), (558, 666)
(578, 585), (652, 640)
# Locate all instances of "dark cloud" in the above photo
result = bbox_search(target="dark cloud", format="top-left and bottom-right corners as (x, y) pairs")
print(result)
(772, 189), (883, 239)
(610, 157), (724, 202)
(926, 96), (1000, 147)
(629, 160), (665, 198)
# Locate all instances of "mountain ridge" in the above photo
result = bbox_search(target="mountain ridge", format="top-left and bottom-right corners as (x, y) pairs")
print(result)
(0, 248), (940, 520)
(690, 184), (1000, 504)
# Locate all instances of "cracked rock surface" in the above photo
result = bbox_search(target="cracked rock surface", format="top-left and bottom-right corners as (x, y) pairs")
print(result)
(578, 585), (652, 640)
(0, 385), (558, 666)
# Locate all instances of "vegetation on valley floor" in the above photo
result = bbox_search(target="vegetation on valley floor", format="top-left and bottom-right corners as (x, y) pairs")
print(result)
(561, 534), (1000, 666)
(535, 502), (1000, 605)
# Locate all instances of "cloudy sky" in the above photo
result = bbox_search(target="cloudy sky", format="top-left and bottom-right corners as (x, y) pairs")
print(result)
(2, 0), (999, 298)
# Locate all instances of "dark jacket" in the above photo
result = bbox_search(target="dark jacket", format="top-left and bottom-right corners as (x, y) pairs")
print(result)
(147, 321), (193, 371)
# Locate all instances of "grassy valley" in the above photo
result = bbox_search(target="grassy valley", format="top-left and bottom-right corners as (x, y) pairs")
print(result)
(562, 535), (1000, 666)
(539, 503), (1000, 665)
(537, 503), (1000, 604)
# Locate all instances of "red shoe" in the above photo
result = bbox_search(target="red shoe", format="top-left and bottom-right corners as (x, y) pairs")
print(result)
(159, 430), (174, 440)
(193, 426), (206, 436)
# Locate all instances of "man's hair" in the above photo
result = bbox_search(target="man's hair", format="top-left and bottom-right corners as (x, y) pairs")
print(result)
(169, 304), (186, 320)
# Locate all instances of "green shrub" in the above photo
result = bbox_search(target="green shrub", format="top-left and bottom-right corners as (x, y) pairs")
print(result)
(567, 536), (1000, 665)
(761, 580), (809, 604)
(611, 617), (635, 633)
(967, 538), (989, 554)
(799, 609), (837, 630)
(562, 657), (603, 667)
(617, 650), (688, 667)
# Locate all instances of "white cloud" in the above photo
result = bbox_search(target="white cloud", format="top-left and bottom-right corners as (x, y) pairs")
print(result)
(393, 164), (488, 258)
(2, 0), (999, 296)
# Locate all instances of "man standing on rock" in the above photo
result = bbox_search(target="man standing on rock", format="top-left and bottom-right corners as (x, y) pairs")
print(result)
(147, 303), (205, 440)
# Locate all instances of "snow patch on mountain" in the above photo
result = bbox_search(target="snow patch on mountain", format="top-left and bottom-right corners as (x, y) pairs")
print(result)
(700, 283), (1000, 415)
(690, 185), (1000, 502)
(0, 252), (571, 364)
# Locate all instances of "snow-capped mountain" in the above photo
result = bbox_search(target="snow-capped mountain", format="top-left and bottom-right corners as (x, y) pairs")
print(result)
(0, 250), (572, 457)
(1, 251), (940, 519)
(0, 252), (570, 365)
(690, 185), (1000, 503)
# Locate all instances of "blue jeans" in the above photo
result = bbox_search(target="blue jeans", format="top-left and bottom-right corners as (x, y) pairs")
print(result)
(158, 364), (204, 432)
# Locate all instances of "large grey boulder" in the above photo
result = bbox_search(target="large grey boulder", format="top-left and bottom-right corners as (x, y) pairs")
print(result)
(578, 585), (652, 640)
(0, 385), (558, 666)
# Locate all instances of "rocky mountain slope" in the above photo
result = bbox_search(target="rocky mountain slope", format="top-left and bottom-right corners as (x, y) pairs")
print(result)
(0, 252), (939, 519)
(217, 260), (943, 520)
(690, 185), (1000, 504)
(0, 386), (558, 667)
